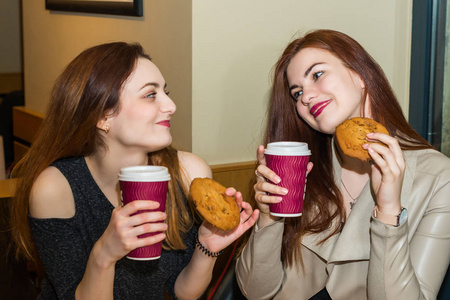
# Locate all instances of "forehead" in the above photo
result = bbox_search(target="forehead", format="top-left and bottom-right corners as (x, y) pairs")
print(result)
(287, 47), (342, 75)
(124, 57), (164, 88)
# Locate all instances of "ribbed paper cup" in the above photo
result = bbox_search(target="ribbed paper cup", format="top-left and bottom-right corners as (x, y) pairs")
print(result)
(264, 142), (311, 217)
(118, 166), (170, 260)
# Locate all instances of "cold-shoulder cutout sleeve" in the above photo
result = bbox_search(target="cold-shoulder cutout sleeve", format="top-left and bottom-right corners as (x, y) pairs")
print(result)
(29, 166), (75, 219)
(177, 151), (212, 186)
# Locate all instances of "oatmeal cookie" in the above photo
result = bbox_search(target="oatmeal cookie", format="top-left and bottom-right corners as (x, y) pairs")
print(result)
(189, 178), (240, 231)
(336, 117), (389, 161)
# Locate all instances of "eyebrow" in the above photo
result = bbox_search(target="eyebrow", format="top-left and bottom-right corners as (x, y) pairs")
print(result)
(288, 62), (324, 92)
(304, 62), (324, 77)
(139, 82), (167, 91)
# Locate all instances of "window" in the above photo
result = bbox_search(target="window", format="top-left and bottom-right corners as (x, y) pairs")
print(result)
(409, 0), (449, 157)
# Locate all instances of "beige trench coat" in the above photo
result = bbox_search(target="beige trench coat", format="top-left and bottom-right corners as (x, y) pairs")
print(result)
(236, 149), (450, 300)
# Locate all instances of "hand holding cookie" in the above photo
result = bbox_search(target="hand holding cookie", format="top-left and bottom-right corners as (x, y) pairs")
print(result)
(189, 178), (259, 254)
(363, 131), (405, 214)
(336, 117), (389, 161)
(336, 117), (405, 214)
(189, 178), (241, 231)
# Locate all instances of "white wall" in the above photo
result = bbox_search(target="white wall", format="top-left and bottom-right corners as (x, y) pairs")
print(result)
(21, 0), (413, 165)
(192, 0), (413, 164)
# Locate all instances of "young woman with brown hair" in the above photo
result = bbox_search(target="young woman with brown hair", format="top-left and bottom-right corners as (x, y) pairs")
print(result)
(235, 29), (450, 299)
(10, 42), (258, 299)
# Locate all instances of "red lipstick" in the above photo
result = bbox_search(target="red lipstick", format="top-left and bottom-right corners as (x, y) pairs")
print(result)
(157, 120), (171, 127)
(310, 100), (331, 118)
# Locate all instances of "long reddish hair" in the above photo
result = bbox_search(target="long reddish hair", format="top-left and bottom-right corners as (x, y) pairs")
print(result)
(10, 42), (193, 270)
(263, 29), (432, 267)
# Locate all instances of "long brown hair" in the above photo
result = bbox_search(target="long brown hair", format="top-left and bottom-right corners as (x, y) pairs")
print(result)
(264, 29), (432, 267)
(10, 42), (193, 269)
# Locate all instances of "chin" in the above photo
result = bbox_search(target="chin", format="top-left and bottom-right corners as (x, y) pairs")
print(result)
(319, 115), (349, 133)
(144, 139), (173, 153)
(316, 122), (339, 135)
(161, 138), (173, 149)
(321, 128), (337, 135)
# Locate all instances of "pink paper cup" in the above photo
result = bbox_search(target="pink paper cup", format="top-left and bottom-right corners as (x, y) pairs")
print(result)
(264, 142), (311, 217)
(118, 166), (170, 260)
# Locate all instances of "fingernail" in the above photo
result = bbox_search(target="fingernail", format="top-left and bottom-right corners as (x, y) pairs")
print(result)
(276, 197), (283, 202)
(274, 176), (281, 184)
(366, 132), (374, 137)
(281, 188), (288, 195)
(362, 143), (369, 149)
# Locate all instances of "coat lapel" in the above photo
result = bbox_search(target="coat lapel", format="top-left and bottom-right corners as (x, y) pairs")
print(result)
(302, 143), (372, 262)
(301, 145), (417, 263)
(328, 182), (372, 262)
(328, 151), (417, 262)
(301, 219), (340, 261)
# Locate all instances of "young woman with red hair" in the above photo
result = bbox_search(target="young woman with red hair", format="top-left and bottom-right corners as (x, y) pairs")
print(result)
(236, 29), (450, 299)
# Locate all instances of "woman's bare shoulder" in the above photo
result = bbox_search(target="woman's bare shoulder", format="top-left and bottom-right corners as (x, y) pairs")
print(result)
(29, 166), (75, 219)
(177, 151), (212, 183)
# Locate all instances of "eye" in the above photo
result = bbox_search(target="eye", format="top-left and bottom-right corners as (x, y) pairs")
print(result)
(291, 90), (303, 102)
(312, 71), (323, 81)
(144, 92), (156, 98)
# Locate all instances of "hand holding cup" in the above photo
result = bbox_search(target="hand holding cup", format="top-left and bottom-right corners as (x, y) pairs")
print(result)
(254, 142), (312, 218)
(98, 200), (168, 265)
(118, 166), (171, 260)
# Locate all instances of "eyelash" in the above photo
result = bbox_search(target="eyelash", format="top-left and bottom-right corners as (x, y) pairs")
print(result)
(291, 71), (324, 102)
(312, 71), (323, 81)
(292, 90), (303, 102)
(144, 91), (170, 98)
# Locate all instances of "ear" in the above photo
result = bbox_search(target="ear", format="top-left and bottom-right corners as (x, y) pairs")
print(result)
(349, 69), (366, 89)
(97, 116), (109, 132)
(358, 75), (366, 89)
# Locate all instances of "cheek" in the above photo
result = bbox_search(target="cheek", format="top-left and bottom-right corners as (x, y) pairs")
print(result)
(124, 105), (156, 125)
(296, 102), (310, 119)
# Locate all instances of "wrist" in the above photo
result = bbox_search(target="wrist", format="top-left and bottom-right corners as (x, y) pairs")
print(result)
(372, 206), (407, 227)
(92, 240), (116, 270)
(260, 210), (282, 220)
(257, 211), (282, 228)
(376, 202), (401, 214)
(195, 233), (223, 258)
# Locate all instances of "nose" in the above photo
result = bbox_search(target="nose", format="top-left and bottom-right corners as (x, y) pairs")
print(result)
(300, 85), (317, 105)
(161, 93), (176, 115)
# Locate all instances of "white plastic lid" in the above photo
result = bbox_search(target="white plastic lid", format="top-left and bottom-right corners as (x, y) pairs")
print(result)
(118, 166), (171, 182)
(264, 141), (311, 156)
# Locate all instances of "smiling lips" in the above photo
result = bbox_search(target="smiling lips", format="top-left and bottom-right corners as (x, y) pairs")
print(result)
(310, 100), (332, 118)
(157, 120), (171, 127)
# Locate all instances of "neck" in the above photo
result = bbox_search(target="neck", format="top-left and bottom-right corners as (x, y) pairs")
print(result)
(85, 147), (149, 188)
(85, 141), (151, 207)
(334, 139), (371, 215)
(334, 140), (371, 174)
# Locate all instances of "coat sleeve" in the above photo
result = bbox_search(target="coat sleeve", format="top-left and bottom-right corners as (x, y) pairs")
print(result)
(368, 167), (450, 300)
(235, 219), (285, 300)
